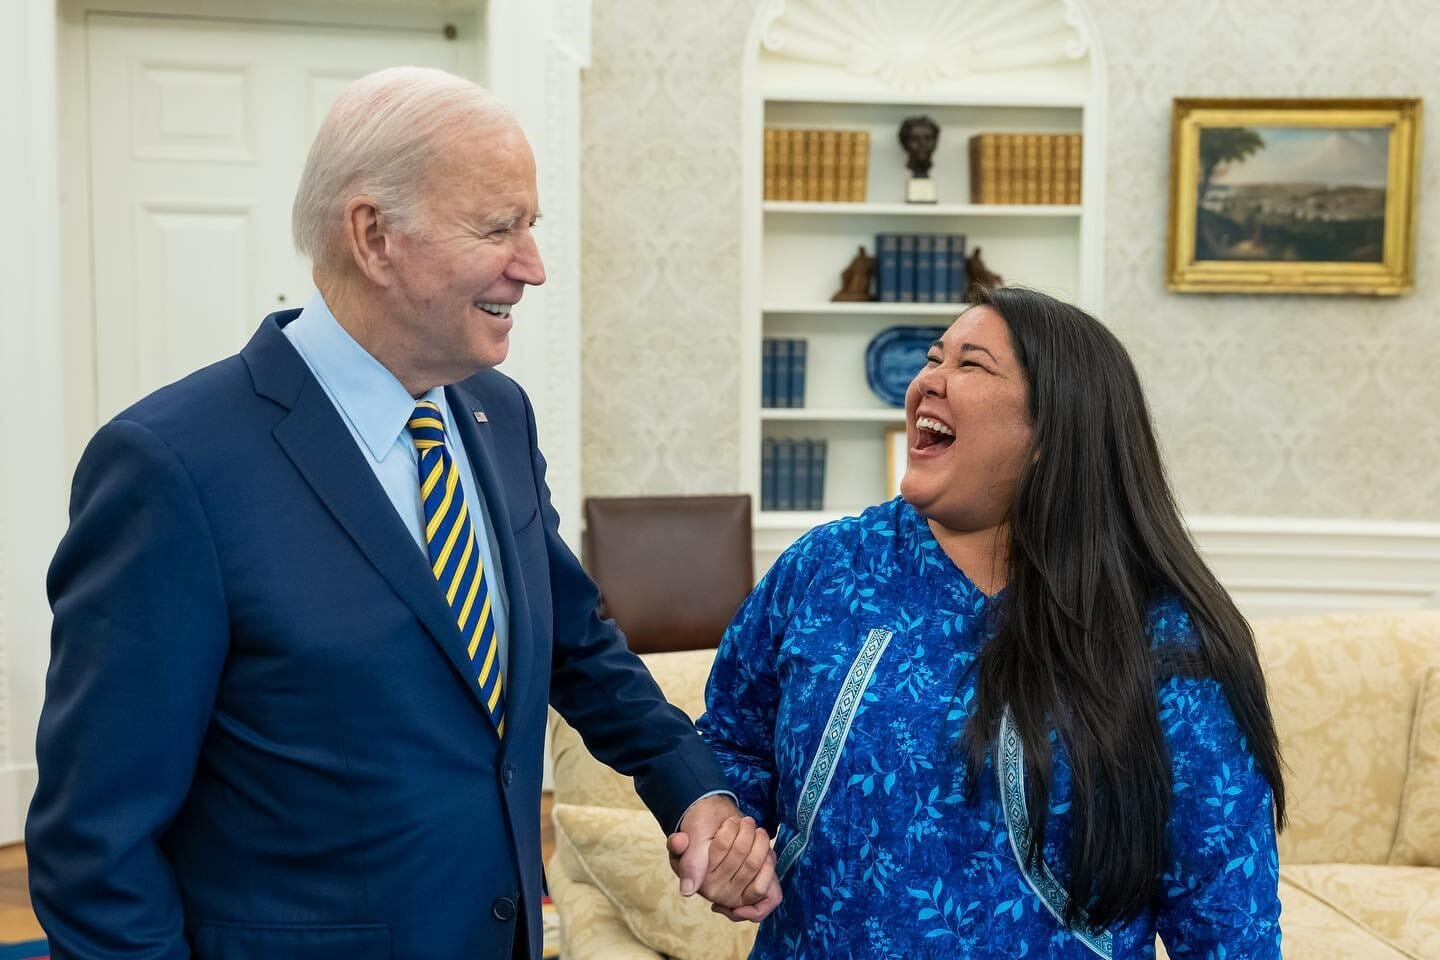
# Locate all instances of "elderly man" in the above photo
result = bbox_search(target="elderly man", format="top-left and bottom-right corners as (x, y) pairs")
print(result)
(27, 67), (777, 960)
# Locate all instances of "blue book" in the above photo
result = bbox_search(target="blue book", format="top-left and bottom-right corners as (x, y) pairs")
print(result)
(808, 439), (827, 510)
(948, 233), (968, 302)
(932, 236), (951, 302)
(761, 338), (777, 408)
(779, 439), (799, 510)
(794, 440), (812, 512)
(773, 339), (793, 407)
(761, 438), (778, 510)
(791, 339), (808, 408)
(915, 234), (934, 303)
(898, 233), (916, 302)
(876, 233), (899, 302)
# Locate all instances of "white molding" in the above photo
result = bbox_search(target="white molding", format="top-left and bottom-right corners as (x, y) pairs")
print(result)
(0, 0), (65, 845)
(754, 516), (1440, 618)
(486, 0), (588, 553)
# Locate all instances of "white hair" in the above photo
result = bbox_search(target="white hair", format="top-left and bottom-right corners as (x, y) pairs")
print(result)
(292, 66), (518, 270)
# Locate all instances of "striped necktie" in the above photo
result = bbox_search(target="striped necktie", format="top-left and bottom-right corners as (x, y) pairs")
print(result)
(407, 400), (505, 737)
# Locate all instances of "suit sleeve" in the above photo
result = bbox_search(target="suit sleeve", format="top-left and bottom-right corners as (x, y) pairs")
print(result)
(27, 419), (230, 960)
(1154, 676), (1283, 959)
(516, 391), (729, 833)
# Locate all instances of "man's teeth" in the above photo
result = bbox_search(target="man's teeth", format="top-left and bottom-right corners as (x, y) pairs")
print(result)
(916, 416), (954, 437)
(477, 303), (512, 317)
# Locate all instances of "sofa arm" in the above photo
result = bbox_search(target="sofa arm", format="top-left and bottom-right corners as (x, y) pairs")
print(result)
(548, 844), (664, 960)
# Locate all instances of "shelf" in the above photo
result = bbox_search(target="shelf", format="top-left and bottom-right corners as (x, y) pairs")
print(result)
(764, 302), (966, 316)
(763, 408), (905, 423)
(764, 91), (1089, 110)
(764, 201), (1082, 217)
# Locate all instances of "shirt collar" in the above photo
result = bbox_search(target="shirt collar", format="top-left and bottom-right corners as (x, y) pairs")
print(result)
(286, 289), (439, 463)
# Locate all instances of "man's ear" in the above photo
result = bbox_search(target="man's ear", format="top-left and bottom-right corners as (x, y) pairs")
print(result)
(342, 195), (398, 288)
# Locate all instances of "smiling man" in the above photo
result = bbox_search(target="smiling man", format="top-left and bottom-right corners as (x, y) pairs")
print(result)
(27, 67), (777, 960)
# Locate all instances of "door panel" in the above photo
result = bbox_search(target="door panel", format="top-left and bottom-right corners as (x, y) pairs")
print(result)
(87, 13), (460, 420)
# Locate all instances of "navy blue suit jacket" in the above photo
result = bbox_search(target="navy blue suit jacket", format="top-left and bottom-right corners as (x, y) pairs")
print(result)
(27, 312), (729, 959)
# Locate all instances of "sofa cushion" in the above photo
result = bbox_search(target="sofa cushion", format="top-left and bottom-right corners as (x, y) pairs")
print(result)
(549, 648), (717, 811)
(551, 802), (758, 960)
(1391, 665), (1440, 867)
(1280, 863), (1440, 959)
(1257, 612), (1440, 865)
(548, 840), (665, 960)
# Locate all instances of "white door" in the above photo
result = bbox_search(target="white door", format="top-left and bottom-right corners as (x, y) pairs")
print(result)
(86, 12), (462, 421)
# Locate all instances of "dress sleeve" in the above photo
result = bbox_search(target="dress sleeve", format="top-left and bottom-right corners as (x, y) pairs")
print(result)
(1154, 675), (1283, 959)
(694, 536), (814, 832)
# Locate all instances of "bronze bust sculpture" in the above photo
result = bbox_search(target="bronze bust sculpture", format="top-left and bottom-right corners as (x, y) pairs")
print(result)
(899, 115), (940, 203)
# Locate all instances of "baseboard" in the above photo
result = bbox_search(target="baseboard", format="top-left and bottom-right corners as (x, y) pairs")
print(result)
(756, 516), (1440, 620)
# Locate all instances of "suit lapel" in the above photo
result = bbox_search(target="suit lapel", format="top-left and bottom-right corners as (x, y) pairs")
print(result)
(447, 381), (538, 753)
(244, 316), (505, 730)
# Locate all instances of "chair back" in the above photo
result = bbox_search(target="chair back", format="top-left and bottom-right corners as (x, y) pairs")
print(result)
(583, 494), (753, 655)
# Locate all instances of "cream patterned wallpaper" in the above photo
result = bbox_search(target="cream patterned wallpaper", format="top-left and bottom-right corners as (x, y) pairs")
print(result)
(580, 0), (1440, 520)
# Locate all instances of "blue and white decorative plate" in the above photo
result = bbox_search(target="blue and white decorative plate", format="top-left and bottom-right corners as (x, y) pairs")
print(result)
(864, 325), (947, 407)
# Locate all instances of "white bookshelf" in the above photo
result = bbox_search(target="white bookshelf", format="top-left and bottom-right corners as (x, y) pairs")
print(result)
(740, 0), (1106, 537)
(764, 201), (1083, 217)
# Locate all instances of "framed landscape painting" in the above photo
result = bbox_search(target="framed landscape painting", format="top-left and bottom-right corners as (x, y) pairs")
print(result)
(1167, 98), (1420, 295)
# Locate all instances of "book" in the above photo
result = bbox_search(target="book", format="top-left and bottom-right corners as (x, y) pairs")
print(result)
(1068, 133), (1083, 204)
(819, 130), (839, 202)
(835, 131), (854, 206)
(915, 234), (934, 303)
(763, 127), (777, 200)
(808, 439), (827, 511)
(948, 233), (968, 303)
(1037, 134), (1054, 205)
(802, 130), (820, 201)
(876, 233), (899, 302)
(790, 339), (808, 408)
(932, 235), (950, 302)
(850, 130), (870, 201)
(898, 233), (916, 302)
(776, 129), (793, 200)
(772, 338), (790, 407)
(792, 440), (811, 511)
(1022, 134), (1041, 204)
(761, 438), (778, 511)
(779, 439), (799, 510)
(761, 338), (777, 408)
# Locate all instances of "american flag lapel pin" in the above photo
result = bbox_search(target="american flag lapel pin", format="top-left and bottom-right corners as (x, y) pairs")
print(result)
(473, 410), (488, 424)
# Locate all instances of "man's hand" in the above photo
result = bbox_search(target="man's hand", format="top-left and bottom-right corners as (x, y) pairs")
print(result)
(666, 795), (782, 922)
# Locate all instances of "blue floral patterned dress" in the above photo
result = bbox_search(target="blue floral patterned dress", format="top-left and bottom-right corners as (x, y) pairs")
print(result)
(697, 499), (1281, 959)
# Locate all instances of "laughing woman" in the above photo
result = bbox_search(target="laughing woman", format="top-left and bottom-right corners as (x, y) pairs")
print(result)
(698, 287), (1286, 959)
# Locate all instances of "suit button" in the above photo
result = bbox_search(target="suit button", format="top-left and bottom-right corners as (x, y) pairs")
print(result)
(502, 763), (514, 786)
(492, 896), (516, 921)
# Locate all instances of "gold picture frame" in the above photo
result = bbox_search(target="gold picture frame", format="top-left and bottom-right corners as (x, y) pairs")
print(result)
(886, 426), (907, 499)
(1167, 98), (1420, 295)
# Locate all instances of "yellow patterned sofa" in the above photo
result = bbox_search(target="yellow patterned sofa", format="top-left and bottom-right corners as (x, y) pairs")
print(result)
(548, 612), (1440, 959)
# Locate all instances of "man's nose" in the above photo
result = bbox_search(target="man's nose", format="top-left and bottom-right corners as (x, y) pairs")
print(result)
(508, 232), (547, 286)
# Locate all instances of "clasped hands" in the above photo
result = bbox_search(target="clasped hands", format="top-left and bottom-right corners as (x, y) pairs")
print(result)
(667, 795), (782, 922)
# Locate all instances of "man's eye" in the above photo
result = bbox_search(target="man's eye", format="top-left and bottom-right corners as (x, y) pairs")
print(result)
(925, 354), (941, 364)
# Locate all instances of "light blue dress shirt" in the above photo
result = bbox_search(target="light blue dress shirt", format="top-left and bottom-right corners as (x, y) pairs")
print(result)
(283, 290), (509, 680)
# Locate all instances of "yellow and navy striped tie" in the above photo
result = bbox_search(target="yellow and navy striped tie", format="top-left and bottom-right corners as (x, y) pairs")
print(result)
(407, 400), (504, 737)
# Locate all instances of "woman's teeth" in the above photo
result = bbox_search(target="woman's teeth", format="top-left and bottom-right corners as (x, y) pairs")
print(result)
(915, 416), (954, 437)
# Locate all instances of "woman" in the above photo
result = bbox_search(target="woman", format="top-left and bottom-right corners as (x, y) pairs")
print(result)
(698, 287), (1286, 958)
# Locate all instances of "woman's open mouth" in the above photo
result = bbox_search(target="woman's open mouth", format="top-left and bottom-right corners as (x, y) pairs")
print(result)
(913, 415), (956, 453)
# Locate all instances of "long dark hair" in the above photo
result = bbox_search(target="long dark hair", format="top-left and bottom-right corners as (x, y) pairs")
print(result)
(958, 286), (1286, 929)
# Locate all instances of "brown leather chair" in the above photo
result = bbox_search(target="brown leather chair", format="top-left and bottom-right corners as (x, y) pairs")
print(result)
(582, 494), (754, 655)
